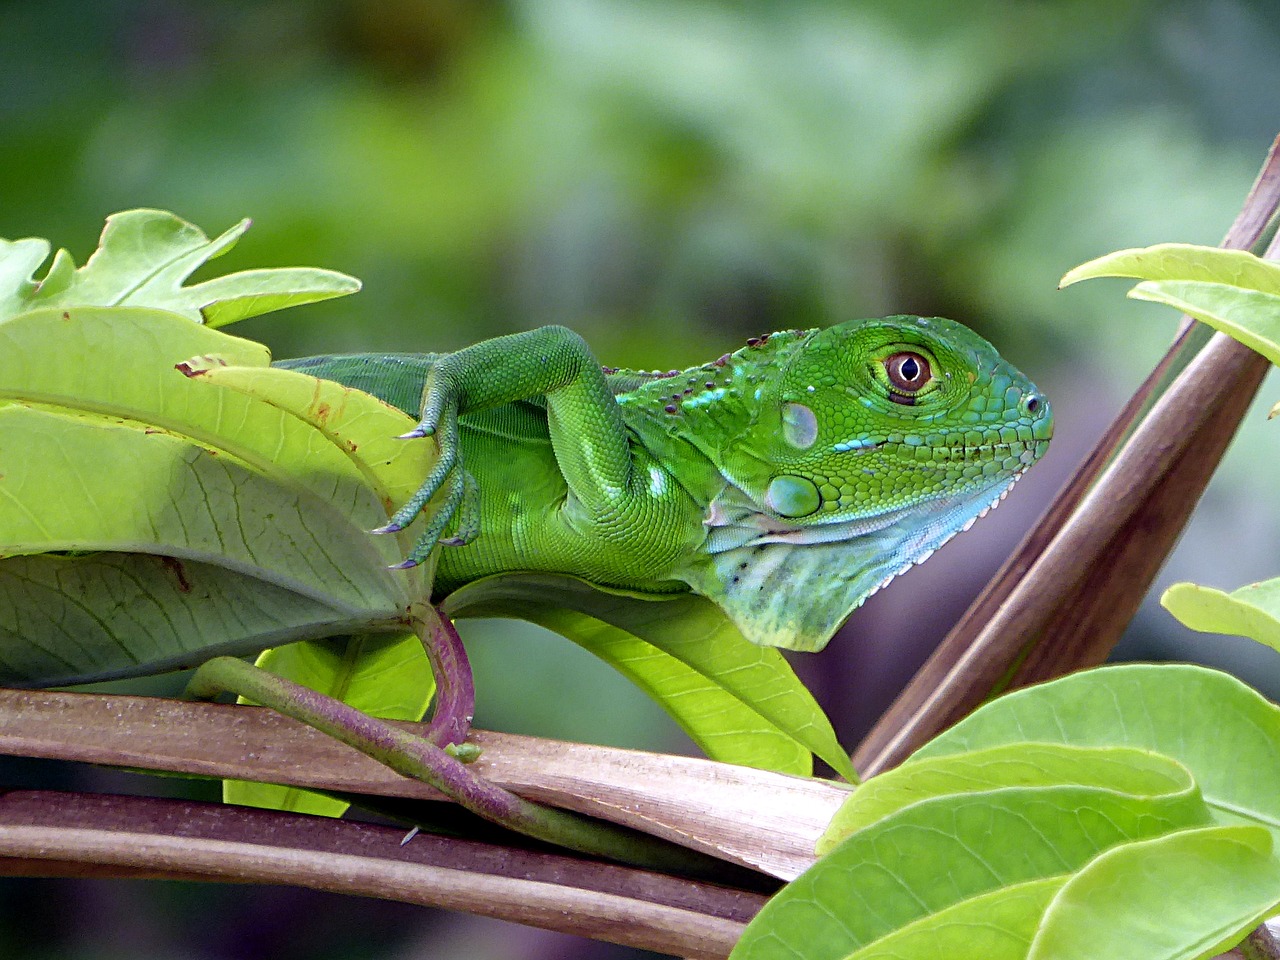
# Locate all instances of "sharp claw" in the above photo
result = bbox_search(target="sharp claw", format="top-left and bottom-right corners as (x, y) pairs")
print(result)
(438, 536), (466, 547)
(388, 558), (421, 570)
(396, 428), (429, 440)
(371, 522), (403, 535)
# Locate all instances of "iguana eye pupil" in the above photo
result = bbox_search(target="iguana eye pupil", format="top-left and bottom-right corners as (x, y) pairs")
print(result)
(885, 352), (930, 395)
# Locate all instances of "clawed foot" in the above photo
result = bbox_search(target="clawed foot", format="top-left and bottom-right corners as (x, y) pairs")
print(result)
(372, 407), (481, 567)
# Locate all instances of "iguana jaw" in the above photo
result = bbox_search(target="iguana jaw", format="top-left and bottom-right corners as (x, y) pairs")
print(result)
(681, 469), (1031, 652)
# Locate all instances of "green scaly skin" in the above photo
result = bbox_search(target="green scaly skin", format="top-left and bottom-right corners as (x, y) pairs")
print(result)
(277, 316), (1053, 652)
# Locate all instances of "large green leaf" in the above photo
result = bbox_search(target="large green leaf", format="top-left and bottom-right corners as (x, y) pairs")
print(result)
(729, 779), (1209, 960)
(224, 631), (435, 816)
(0, 407), (405, 683)
(0, 307), (390, 520)
(913, 664), (1280, 840)
(739, 666), (1280, 959)
(1028, 825), (1280, 960)
(0, 209), (359, 327)
(0, 307), (420, 684)
(1162, 579), (1280, 654)
(817, 742), (1196, 854)
(444, 574), (853, 779)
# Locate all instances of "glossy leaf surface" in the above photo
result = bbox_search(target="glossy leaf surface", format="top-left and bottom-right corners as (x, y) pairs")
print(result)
(818, 742), (1195, 854)
(731, 780), (1209, 960)
(915, 664), (1280, 840)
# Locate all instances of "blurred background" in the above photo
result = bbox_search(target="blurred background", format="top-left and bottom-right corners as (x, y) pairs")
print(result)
(0, 0), (1278, 956)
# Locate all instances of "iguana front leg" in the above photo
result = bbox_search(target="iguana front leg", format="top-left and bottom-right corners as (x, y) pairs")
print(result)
(375, 325), (634, 567)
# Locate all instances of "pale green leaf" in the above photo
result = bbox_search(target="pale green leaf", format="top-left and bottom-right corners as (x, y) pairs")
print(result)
(843, 878), (1065, 960)
(913, 664), (1280, 841)
(176, 359), (443, 594)
(444, 574), (852, 779)
(1029, 825), (1280, 960)
(515, 605), (810, 776)
(226, 631), (435, 817)
(729, 781), (1209, 960)
(0, 307), (404, 558)
(176, 362), (431, 508)
(1162, 579), (1280, 653)
(0, 209), (358, 326)
(818, 743), (1195, 855)
(1060, 243), (1280, 295)
(0, 407), (404, 684)
(1127, 281), (1280, 367)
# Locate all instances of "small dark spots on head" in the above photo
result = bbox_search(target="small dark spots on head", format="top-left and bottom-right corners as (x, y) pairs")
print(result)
(705, 382), (715, 389)
(746, 337), (761, 347)
(664, 404), (678, 414)
(715, 354), (730, 367)
(601, 365), (618, 375)
(682, 387), (693, 395)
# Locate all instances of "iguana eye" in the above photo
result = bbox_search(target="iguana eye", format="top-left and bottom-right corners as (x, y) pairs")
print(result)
(884, 352), (931, 400)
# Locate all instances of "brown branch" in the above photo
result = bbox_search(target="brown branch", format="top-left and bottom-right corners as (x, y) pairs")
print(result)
(0, 687), (846, 881)
(0, 789), (761, 960)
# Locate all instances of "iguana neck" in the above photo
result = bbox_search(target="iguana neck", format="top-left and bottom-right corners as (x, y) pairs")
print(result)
(611, 329), (810, 507)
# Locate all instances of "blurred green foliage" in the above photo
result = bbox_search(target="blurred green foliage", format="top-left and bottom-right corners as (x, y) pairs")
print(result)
(0, 1), (1277, 958)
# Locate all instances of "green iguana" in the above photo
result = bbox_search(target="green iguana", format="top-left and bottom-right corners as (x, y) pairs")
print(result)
(278, 317), (1052, 652)
(0, 212), (1052, 847)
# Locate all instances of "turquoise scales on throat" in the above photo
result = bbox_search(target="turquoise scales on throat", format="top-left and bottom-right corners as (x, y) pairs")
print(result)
(279, 315), (1053, 652)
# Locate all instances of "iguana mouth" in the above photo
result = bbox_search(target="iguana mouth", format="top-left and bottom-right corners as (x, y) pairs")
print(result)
(840, 438), (1049, 458)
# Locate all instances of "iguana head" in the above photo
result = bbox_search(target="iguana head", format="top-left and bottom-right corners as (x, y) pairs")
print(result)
(681, 315), (1053, 651)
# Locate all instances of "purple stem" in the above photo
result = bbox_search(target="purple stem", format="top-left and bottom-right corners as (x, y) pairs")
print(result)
(417, 604), (475, 749)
